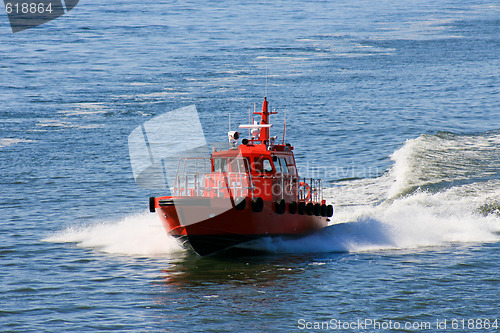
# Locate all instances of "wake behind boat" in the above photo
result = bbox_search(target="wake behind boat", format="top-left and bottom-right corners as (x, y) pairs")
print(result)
(149, 97), (334, 255)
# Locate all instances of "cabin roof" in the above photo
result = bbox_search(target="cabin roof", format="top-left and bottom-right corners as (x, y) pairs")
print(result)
(212, 143), (294, 159)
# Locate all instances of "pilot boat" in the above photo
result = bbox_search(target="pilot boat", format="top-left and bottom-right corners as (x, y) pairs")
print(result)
(149, 97), (333, 256)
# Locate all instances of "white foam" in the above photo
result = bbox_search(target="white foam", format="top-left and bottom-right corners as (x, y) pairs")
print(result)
(44, 212), (183, 256)
(288, 132), (500, 255)
(246, 185), (500, 254)
(387, 132), (500, 198)
(33, 119), (103, 130)
(0, 138), (36, 148)
(387, 136), (421, 198)
(58, 102), (110, 116)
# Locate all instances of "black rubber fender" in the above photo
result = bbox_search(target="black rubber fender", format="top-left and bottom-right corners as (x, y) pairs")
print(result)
(288, 201), (298, 214)
(298, 202), (306, 215)
(275, 199), (286, 214)
(320, 204), (327, 217)
(251, 197), (264, 212)
(327, 205), (334, 217)
(314, 203), (321, 216)
(306, 203), (314, 216)
(149, 196), (156, 213)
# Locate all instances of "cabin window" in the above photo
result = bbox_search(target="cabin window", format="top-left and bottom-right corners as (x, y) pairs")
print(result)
(274, 157), (282, 173)
(229, 158), (249, 173)
(263, 159), (273, 172)
(279, 157), (289, 174)
(254, 157), (274, 173)
(213, 158), (228, 172)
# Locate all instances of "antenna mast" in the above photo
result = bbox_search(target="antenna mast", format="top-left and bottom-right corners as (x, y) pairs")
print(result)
(248, 107), (251, 138)
(265, 64), (268, 98)
(282, 107), (287, 144)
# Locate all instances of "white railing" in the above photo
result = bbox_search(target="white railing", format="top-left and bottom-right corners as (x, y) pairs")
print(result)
(173, 157), (255, 198)
(173, 157), (323, 203)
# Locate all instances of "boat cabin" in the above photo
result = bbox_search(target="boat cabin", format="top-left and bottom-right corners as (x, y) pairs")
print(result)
(173, 98), (323, 205)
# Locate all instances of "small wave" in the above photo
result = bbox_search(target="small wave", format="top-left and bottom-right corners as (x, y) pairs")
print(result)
(388, 131), (500, 198)
(43, 212), (183, 256)
(34, 119), (103, 130)
(0, 138), (37, 148)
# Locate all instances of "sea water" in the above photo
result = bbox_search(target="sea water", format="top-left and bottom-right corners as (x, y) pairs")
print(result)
(1, 0), (499, 331)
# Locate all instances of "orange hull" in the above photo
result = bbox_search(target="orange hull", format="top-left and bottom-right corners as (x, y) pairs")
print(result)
(154, 196), (329, 255)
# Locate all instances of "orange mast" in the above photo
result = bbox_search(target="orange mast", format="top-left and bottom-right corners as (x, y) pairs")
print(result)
(253, 97), (277, 143)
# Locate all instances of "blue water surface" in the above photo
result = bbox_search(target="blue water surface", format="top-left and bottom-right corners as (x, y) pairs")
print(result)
(1, 0), (499, 331)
